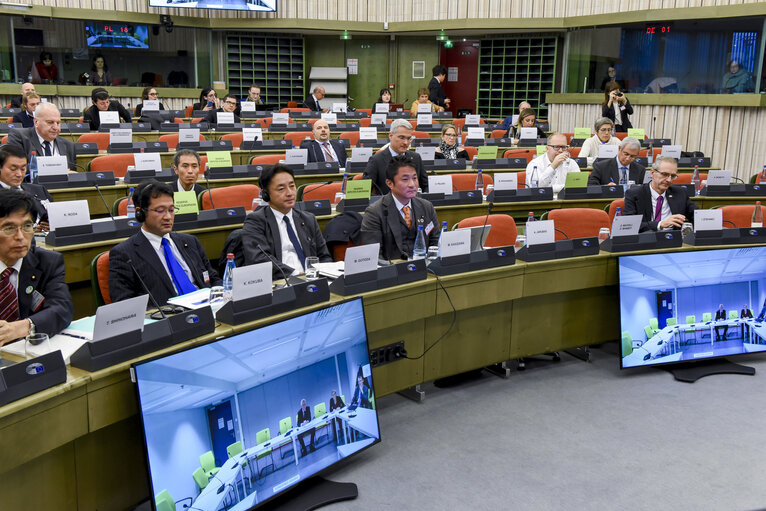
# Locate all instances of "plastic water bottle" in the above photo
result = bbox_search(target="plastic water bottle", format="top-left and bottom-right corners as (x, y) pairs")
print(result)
(753, 201), (763, 228)
(615, 206), (622, 217)
(223, 253), (236, 301)
(529, 165), (538, 188)
(474, 169), (484, 192)
(472, 155), (479, 169)
(760, 165), (766, 183)
(340, 173), (348, 195)
(647, 142), (654, 165)
(413, 225), (427, 260)
(28, 151), (38, 183)
(691, 165), (701, 196)
(126, 187), (136, 218)
(436, 221), (448, 257)
(527, 211), (535, 223)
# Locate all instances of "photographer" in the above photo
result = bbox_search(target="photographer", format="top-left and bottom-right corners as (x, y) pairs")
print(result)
(602, 81), (633, 133)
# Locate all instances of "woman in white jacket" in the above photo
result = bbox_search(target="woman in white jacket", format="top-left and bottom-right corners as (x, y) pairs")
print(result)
(579, 117), (620, 167)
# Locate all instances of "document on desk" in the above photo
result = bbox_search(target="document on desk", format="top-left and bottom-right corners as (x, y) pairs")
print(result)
(167, 288), (212, 310)
(313, 261), (345, 279)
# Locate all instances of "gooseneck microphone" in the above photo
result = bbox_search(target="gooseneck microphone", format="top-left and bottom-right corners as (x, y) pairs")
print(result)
(255, 243), (291, 287)
(126, 258), (167, 319)
(303, 180), (334, 200)
(93, 182), (116, 222)
(480, 201), (493, 245)
(554, 228), (570, 239)
(203, 167), (216, 209)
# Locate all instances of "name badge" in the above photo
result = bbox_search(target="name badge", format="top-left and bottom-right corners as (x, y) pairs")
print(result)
(31, 290), (45, 312)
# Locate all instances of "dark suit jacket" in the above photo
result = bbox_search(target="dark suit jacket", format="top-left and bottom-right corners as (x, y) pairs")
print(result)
(170, 179), (206, 199)
(203, 108), (240, 125)
(588, 158), (646, 186)
(9, 96), (22, 109)
(329, 396), (344, 411)
(17, 246), (73, 336)
(11, 111), (34, 128)
(241, 206), (333, 279)
(602, 98), (633, 130)
(15, 183), (53, 222)
(108, 231), (221, 305)
(360, 193), (439, 261)
(623, 183), (697, 232)
(303, 95), (321, 112)
(428, 77), (447, 108)
(305, 139), (347, 167)
(7, 127), (77, 172)
(82, 101), (132, 130)
(297, 406), (312, 425)
(742, 308), (753, 318)
(715, 309), (727, 321)
(361, 149), (429, 195)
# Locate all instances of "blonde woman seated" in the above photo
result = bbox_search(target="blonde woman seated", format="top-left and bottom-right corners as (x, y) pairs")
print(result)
(410, 87), (444, 116)
(578, 117), (621, 167)
(434, 124), (469, 160)
(506, 108), (546, 144)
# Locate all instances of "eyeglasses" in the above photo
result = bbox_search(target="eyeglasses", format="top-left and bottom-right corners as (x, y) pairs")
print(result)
(443, 133), (457, 138)
(224, 100), (237, 106)
(148, 206), (177, 215)
(597, 127), (612, 133)
(621, 151), (639, 160)
(148, 92), (158, 97)
(0, 222), (35, 236)
(655, 171), (678, 181)
(547, 145), (569, 151)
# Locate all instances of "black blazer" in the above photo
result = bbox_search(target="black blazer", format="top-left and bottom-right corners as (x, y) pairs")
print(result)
(7, 127), (77, 172)
(134, 102), (165, 117)
(16, 183), (53, 222)
(715, 309), (727, 321)
(361, 149), (429, 195)
(623, 183), (697, 232)
(588, 158), (646, 186)
(297, 406), (312, 425)
(203, 108), (240, 125)
(305, 139), (347, 168)
(108, 231), (221, 305)
(428, 77), (447, 108)
(359, 193), (440, 261)
(303, 95), (321, 112)
(170, 180), (207, 198)
(9, 96), (22, 109)
(241, 206), (333, 279)
(11, 111), (34, 128)
(329, 396), (344, 411)
(602, 98), (633, 130)
(742, 308), (753, 318)
(17, 246), (73, 337)
(82, 101), (132, 130)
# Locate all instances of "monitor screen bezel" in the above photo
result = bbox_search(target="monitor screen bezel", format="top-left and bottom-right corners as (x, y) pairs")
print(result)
(131, 296), (380, 510)
(85, 22), (150, 49)
(146, 0), (278, 12)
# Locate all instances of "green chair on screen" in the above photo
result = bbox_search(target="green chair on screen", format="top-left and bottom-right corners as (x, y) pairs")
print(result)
(155, 489), (191, 511)
(254, 428), (275, 478)
(729, 310), (738, 319)
(701, 312), (713, 340)
(192, 467), (208, 493)
(199, 451), (220, 479)
(644, 325), (655, 342)
(649, 317), (660, 336)
(621, 331), (634, 356)
(368, 390), (376, 410)
(666, 317), (677, 326)
(227, 441), (251, 481)
(684, 315), (697, 344)
(278, 417), (294, 460)
(313, 402), (330, 446)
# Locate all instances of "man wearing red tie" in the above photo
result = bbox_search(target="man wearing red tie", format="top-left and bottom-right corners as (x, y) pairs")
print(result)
(306, 119), (347, 168)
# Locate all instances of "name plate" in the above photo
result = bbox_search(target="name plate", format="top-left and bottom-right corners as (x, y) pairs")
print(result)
(37, 155), (69, 176)
(271, 112), (289, 124)
(239, 102), (256, 112)
(344, 244), (379, 276)
(627, 128), (645, 139)
(417, 103), (432, 113)
(285, 148), (308, 165)
(350, 147), (372, 162)
(526, 219), (555, 245)
(439, 229), (471, 257)
(93, 295), (149, 341)
(173, 191), (199, 215)
(359, 127), (378, 140)
(344, 180), (371, 199)
(332, 103), (347, 113)
(611, 215), (641, 237)
(694, 209), (722, 232)
(135, 152), (162, 172)
(706, 169), (732, 186)
(99, 111), (119, 124)
(142, 100), (159, 112)
(417, 113), (432, 126)
(47, 200), (91, 231)
(477, 146), (496, 160)
(520, 127), (537, 140)
(232, 262), (272, 300)
(216, 112), (235, 124)
(179, 128), (200, 143)
(467, 127), (485, 139)
(370, 113), (387, 125)
(465, 114), (480, 125)
(428, 175), (453, 195)
(660, 145), (682, 159)
(242, 127), (262, 142)
(109, 128), (132, 144)
(321, 113), (338, 124)
(207, 151), (233, 168)
(574, 127), (591, 139)
(415, 146), (435, 161)
(597, 145), (618, 158)
(374, 103), (390, 113)
(493, 172), (518, 190)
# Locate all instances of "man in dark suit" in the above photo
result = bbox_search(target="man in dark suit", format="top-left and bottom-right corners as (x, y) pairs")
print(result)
(8, 103), (77, 172)
(303, 86), (325, 112)
(9, 83), (34, 109)
(587, 137), (644, 186)
(427, 64), (450, 110)
(241, 164), (332, 279)
(306, 119), (347, 167)
(169, 149), (207, 197)
(0, 189), (72, 346)
(202, 94), (240, 125)
(742, 304), (754, 338)
(714, 304), (728, 341)
(362, 118), (428, 195)
(624, 156), (697, 232)
(11, 92), (39, 128)
(0, 145), (53, 231)
(82, 87), (132, 131)
(296, 399), (315, 456)
(108, 180), (221, 305)
(360, 154), (439, 261)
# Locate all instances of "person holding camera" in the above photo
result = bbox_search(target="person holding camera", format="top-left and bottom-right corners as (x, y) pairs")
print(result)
(602, 81), (633, 133)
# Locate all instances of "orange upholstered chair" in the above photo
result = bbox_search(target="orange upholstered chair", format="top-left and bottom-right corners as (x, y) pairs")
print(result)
(548, 208), (610, 241)
(158, 132), (206, 151)
(339, 131), (360, 146)
(606, 199), (625, 223)
(301, 182), (343, 201)
(88, 153), (136, 178)
(78, 133), (111, 151)
(451, 173), (494, 195)
(719, 204), (766, 229)
(503, 148), (536, 164)
(456, 214), (518, 248)
(250, 154), (285, 165)
(221, 133), (243, 149)
(199, 184), (260, 210)
(284, 131), (313, 147)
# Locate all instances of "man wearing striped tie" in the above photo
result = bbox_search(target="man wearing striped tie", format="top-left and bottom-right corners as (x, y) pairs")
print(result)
(306, 119), (347, 168)
(0, 189), (72, 346)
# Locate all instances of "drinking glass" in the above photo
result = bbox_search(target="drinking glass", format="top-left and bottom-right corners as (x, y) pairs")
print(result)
(305, 256), (320, 280)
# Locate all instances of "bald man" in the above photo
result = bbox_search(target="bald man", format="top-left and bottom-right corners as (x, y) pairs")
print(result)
(10, 83), (34, 109)
(303, 86), (325, 112)
(306, 119), (347, 167)
(8, 103), (76, 171)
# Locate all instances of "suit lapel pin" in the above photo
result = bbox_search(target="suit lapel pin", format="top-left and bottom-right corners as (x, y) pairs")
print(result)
(31, 275), (36, 280)
(25, 285), (33, 294)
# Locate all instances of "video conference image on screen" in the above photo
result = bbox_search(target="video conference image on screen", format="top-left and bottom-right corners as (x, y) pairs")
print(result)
(619, 247), (766, 369)
(133, 298), (380, 511)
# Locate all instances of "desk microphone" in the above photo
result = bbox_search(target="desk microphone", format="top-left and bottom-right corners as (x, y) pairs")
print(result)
(93, 182), (116, 222)
(479, 202), (493, 244)
(203, 166), (216, 209)
(256, 243), (291, 287)
(554, 228), (569, 239)
(126, 258), (169, 319)
(723, 219), (738, 228)
(303, 180), (333, 200)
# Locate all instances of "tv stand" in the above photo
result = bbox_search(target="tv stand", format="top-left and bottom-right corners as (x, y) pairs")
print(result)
(260, 477), (358, 510)
(662, 358), (755, 383)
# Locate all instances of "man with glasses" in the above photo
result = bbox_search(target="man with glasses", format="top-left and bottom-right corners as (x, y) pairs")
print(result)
(624, 156), (696, 232)
(362, 118), (428, 195)
(202, 93), (241, 125)
(525, 132), (580, 193)
(82, 87), (132, 131)
(588, 136), (645, 186)
(0, 189), (72, 346)
(0, 145), (53, 232)
(109, 180), (220, 305)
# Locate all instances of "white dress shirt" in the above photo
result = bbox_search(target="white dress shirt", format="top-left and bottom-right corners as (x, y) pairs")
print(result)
(526, 153), (581, 194)
(317, 140), (339, 162)
(269, 207), (304, 275)
(141, 229), (196, 293)
(36, 133), (59, 157)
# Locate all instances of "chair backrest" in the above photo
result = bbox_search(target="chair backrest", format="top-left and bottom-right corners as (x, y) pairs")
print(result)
(200, 184), (260, 210)
(155, 490), (175, 511)
(411, 130), (430, 140)
(199, 451), (216, 471)
(666, 317), (677, 326)
(281, 107), (310, 113)
(491, 129), (507, 139)
(314, 402), (327, 417)
(78, 132), (110, 151)
(719, 204), (766, 229)
(250, 154), (285, 165)
(184, 105), (194, 117)
(89, 153), (136, 178)
(649, 318), (659, 330)
(173, 117), (185, 124)
(462, 146), (478, 160)
(226, 441), (243, 458)
(568, 147), (581, 158)
(339, 131), (360, 146)
(516, 171), (527, 187)
(330, 240), (356, 262)
(90, 251), (110, 306)
(158, 132), (206, 151)
(456, 214), (518, 248)
(503, 148), (536, 163)
(729, 310), (738, 319)
(548, 208), (610, 241)
(451, 173), (494, 194)
(607, 199), (625, 223)
(192, 467), (208, 491)
(221, 132), (243, 149)
(357, 108), (372, 116)
(114, 197), (129, 217)
(284, 131), (313, 147)
(279, 416), (292, 435)
(685, 315), (696, 324)
(702, 312), (712, 322)
(616, 132), (628, 140)
(287, 100), (298, 108)
(672, 171), (708, 185)
(301, 182), (343, 201)
(256, 428), (271, 444)
(621, 331), (633, 355)
(638, 147), (662, 160)
(644, 325), (654, 339)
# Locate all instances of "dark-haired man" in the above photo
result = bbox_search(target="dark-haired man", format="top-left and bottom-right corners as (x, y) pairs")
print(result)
(241, 163), (332, 279)
(203, 94), (240, 125)
(108, 180), (220, 305)
(0, 189), (72, 346)
(170, 149), (207, 196)
(361, 118), (428, 195)
(0, 145), (53, 232)
(82, 87), (132, 131)
(360, 155), (439, 260)
(428, 64), (450, 109)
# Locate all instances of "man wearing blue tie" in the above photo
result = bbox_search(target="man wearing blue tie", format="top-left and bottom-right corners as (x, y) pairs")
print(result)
(587, 136), (645, 186)
(108, 180), (221, 305)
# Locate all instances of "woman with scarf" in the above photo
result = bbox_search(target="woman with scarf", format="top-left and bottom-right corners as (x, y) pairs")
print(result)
(434, 123), (469, 160)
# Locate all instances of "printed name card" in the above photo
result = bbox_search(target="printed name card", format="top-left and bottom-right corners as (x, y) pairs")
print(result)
(465, 114), (480, 126)
(206, 151), (233, 168)
(135, 152), (162, 172)
(467, 127), (485, 140)
(242, 127), (262, 142)
(536, 144), (546, 156)
(660, 145), (682, 159)
(611, 215), (641, 237)
(271, 112), (289, 124)
(417, 103), (432, 113)
(142, 100), (159, 111)
(93, 295), (148, 341)
(574, 127), (592, 139)
(564, 172), (588, 188)
(415, 146), (435, 161)
(98, 111), (119, 124)
(439, 229), (471, 257)
(694, 209), (723, 232)
(239, 101), (256, 112)
(36, 156), (68, 175)
(332, 103), (347, 113)
(370, 113), (387, 125)
(321, 113), (338, 124)
(232, 262), (272, 300)
(526, 219), (555, 246)
(179, 128), (200, 143)
(417, 113), (432, 126)
(344, 179), (372, 199)
(285, 148), (308, 165)
(706, 169), (732, 186)
(173, 191), (199, 215)
(477, 146), (497, 160)
(109, 128), (132, 144)
(344, 244), (379, 276)
(359, 127), (378, 140)
(627, 128), (645, 139)
(47, 200), (90, 231)
(597, 144), (618, 158)
(216, 112), (235, 124)
(643, 170), (652, 184)
(375, 103), (390, 113)
(428, 175), (454, 195)
(493, 172), (518, 190)
(350, 147), (372, 162)
(520, 127), (538, 140)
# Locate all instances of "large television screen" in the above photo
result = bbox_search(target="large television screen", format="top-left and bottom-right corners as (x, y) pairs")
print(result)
(133, 297), (380, 510)
(147, 0), (277, 12)
(85, 22), (149, 49)
(619, 247), (766, 369)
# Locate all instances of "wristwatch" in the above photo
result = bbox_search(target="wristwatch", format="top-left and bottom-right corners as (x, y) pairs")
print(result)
(28, 318), (36, 336)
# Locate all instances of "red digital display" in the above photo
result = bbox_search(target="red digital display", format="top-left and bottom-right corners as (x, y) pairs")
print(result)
(646, 24), (672, 34)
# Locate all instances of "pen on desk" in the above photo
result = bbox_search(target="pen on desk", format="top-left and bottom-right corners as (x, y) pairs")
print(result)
(62, 332), (90, 341)
(192, 298), (210, 305)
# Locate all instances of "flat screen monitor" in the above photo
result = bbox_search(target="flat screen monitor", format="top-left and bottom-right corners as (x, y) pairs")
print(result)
(85, 22), (149, 49)
(619, 246), (766, 369)
(133, 297), (380, 510)
(147, 0), (277, 12)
